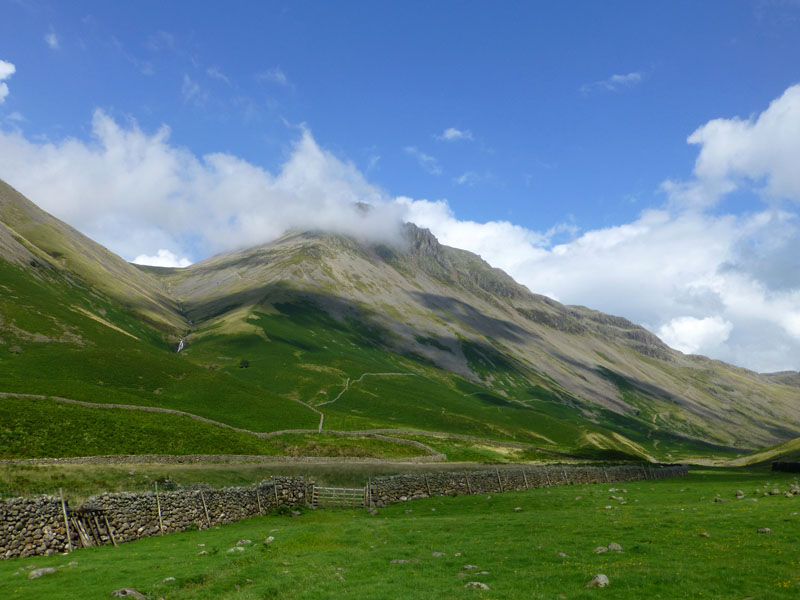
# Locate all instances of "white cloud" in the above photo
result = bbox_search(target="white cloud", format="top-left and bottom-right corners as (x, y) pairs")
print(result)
(206, 66), (230, 85)
(0, 110), (403, 265)
(404, 146), (442, 175)
(580, 71), (642, 94)
(181, 74), (205, 104)
(44, 31), (59, 50)
(256, 67), (291, 87)
(684, 84), (800, 204)
(658, 316), (733, 355)
(132, 249), (191, 268)
(0, 59), (15, 104)
(454, 171), (480, 186)
(436, 127), (473, 142)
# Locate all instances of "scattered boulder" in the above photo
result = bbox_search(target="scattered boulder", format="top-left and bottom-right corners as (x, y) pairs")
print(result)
(593, 546), (609, 554)
(736, 490), (744, 499)
(556, 552), (568, 557)
(586, 574), (610, 588)
(264, 536), (275, 544)
(237, 539), (252, 546)
(111, 590), (147, 599)
(714, 497), (729, 503)
(464, 582), (490, 590)
(368, 508), (379, 516)
(699, 532), (710, 538)
(575, 496), (583, 501)
(462, 564), (480, 570)
(68, 561), (79, 566)
(227, 546), (245, 553)
(757, 528), (771, 534)
(390, 558), (419, 564)
(163, 577), (175, 582)
(27, 567), (57, 580)
(770, 489), (781, 495)
(513, 507), (522, 512)
(197, 551), (209, 556)
(432, 552), (445, 557)
(607, 543), (623, 551)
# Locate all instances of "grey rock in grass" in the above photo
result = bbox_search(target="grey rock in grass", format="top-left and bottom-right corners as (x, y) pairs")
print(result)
(197, 551), (209, 555)
(236, 539), (252, 545)
(27, 567), (57, 580)
(368, 508), (379, 516)
(463, 564), (480, 570)
(770, 489), (781, 495)
(390, 558), (419, 564)
(736, 490), (744, 498)
(68, 561), (79, 566)
(699, 532), (710, 538)
(714, 497), (729, 503)
(513, 507), (522, 512)
(456, 573), (468, 578)
(593, 546), (609, 553)
(464, 582), (490, 590)
(607, 543), (623, 551)
(264, 536), (275, 544)
(556, 552), (568, 557)
(432, 552), (445, 557)
(586, 574), (610, 588)
(757, 528), (772, 534)
(227, 546), (245, 553)
(163, 576), (176, 582)
(111, 589), (147, 599)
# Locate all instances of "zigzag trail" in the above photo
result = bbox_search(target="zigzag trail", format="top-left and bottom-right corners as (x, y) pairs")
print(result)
(316, 372), (417, 407)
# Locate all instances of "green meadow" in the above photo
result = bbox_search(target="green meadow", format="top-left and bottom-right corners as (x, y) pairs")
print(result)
(2, 467), (798, 599)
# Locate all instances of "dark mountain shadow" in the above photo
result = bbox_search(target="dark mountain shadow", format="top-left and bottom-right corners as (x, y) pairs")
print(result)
(409, 291), (532, 344)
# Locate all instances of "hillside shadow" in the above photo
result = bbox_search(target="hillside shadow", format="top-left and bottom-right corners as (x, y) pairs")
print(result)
(409, 291), (533, 344)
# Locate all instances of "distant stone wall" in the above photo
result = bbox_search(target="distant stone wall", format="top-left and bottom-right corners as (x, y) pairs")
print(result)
(368, 464), (688, 506)
(0, 477), (308, 560)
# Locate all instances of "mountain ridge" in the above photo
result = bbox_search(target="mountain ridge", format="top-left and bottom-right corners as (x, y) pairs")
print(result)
(1, 177), (798, 461)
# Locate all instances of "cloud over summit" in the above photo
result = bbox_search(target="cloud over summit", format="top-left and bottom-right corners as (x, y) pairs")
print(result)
(0, 111), (404, 264)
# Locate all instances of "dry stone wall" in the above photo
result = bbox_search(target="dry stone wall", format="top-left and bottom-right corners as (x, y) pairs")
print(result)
(1, 464), (688, 560)
(368, 464), (688, 506)
(0, 477), (307, 560)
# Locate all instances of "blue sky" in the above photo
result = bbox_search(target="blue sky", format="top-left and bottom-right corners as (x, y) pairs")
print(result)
(2, 1), (800, 372)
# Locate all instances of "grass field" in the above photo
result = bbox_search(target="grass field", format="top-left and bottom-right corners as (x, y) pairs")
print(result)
(2, 467), (798, 598)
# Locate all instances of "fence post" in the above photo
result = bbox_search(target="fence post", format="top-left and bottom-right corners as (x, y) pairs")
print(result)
(59, 488), (72, 553)
(424, 474), (432, 497)
(256, 488), (263, 515)
(155, 482), (164, 535)
(544, 467), (552, 486)
(200, 489), (211, 526)
(561, 465), (569, 484)
(465, 473), (473, 494)
(496, 468), (504, 492)
(522, 469), (529, 489)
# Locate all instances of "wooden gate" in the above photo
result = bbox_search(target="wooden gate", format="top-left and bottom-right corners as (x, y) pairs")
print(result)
(311, 486), (366, 508)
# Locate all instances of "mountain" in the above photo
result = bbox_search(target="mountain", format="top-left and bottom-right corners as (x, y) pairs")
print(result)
(1, 178), (798, 461)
